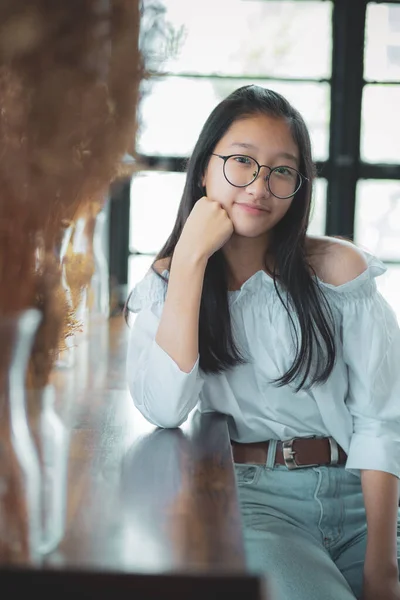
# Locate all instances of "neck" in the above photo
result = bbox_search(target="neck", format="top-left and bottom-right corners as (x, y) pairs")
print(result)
(223, 233), (271, 291)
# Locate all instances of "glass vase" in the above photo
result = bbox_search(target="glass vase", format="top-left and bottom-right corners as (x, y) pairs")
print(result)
(64, 211), (96, 342)
(0, 309), (42, 565)
(27, 384), (69, 555)
(88, 202), (110, 321)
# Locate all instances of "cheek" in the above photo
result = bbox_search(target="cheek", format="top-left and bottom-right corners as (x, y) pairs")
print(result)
(273, 199), (293, 223)
(204, 170), (237, 209)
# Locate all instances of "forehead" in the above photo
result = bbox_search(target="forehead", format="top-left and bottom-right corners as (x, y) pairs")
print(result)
(219, 114), (299, 160)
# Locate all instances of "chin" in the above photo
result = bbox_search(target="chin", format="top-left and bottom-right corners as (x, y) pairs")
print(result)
(232, 223), (273, 238)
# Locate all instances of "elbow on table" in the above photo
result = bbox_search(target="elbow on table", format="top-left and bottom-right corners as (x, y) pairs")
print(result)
(150, 412), (189, 429)
(139, 399), (191, 429)
(128, 380), (193, 429)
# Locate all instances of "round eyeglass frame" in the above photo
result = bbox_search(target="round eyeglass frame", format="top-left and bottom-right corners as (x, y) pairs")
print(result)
(211, 153), (309, 199)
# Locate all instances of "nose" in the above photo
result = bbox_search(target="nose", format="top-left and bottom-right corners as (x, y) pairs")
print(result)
(246, 165), (271, 198)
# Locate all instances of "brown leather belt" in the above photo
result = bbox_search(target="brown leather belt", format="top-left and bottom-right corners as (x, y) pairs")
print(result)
(231, 437), (347, 470)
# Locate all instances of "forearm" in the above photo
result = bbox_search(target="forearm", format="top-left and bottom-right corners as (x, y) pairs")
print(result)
(361, 469), (399, 576)
(155, 247), (207, 373)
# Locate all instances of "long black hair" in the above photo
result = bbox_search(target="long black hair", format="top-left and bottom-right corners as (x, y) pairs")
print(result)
(127, 85), (336, 391)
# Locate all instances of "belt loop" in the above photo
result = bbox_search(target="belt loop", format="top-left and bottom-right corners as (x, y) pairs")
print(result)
(265, 439), (278, 470)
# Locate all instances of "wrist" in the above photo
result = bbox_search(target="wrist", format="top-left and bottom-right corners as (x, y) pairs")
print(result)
(364, 556), (399, 580)
(173, 243), (209, 271)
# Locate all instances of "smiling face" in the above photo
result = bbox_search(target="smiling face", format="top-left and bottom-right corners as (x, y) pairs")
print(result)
(202, 113), (300, 240)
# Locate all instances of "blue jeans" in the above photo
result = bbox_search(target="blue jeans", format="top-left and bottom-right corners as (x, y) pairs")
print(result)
(235, 448), (400, 600)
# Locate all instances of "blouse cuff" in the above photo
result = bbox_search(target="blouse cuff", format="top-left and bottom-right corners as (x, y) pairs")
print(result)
(346, 433), (400, 478)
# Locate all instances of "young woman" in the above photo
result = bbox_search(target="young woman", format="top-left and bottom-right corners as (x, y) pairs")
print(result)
(125, 85), (400, 600)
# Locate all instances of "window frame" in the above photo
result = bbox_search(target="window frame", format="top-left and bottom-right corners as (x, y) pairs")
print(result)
(108, 0), (400, 302)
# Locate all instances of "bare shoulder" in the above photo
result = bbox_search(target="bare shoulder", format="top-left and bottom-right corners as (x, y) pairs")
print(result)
(152, 257), (171, 275)
(305, 235), (368, 286)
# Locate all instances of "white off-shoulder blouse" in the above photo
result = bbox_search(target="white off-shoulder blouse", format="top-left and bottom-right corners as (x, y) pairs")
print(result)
(126, 252), (400, 478)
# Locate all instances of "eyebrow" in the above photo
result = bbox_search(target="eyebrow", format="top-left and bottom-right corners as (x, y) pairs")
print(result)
(229, 142), (299, 165)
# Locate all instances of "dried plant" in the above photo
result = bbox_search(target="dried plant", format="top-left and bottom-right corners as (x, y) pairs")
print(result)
(0, 0), (142, 389)
(0, 0), (176, 389)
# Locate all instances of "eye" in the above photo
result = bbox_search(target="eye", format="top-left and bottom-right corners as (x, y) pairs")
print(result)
(234, 155), (253, 165)
(274, 166), (296, 178)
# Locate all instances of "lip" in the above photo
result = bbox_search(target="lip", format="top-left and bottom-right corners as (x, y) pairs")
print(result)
(235, 202), (271, 215)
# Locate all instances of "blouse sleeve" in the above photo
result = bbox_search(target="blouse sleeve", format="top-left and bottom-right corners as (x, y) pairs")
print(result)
(125, 269), (204, 428)
(326, 255), (400, 478)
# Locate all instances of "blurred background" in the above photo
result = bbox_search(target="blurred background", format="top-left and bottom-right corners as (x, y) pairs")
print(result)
(107, 0), (400, 320)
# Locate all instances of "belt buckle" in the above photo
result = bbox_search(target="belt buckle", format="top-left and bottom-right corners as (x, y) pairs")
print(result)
(282, 437), (319, 470)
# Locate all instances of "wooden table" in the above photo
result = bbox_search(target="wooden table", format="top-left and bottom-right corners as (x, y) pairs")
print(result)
(1, 315), (270, 599)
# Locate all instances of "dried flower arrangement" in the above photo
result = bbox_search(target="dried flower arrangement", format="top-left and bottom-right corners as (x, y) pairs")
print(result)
(0, 0), (145, 389)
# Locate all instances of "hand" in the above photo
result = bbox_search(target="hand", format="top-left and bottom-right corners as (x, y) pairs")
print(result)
(175, 196), (234, 262)
(361, 573), (400, 600)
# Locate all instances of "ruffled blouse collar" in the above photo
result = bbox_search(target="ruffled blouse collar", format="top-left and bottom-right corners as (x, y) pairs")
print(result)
(228, 251), (387, 306)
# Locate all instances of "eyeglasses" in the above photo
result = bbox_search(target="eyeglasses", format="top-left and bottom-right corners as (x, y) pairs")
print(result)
(211, 153), (308, 199)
